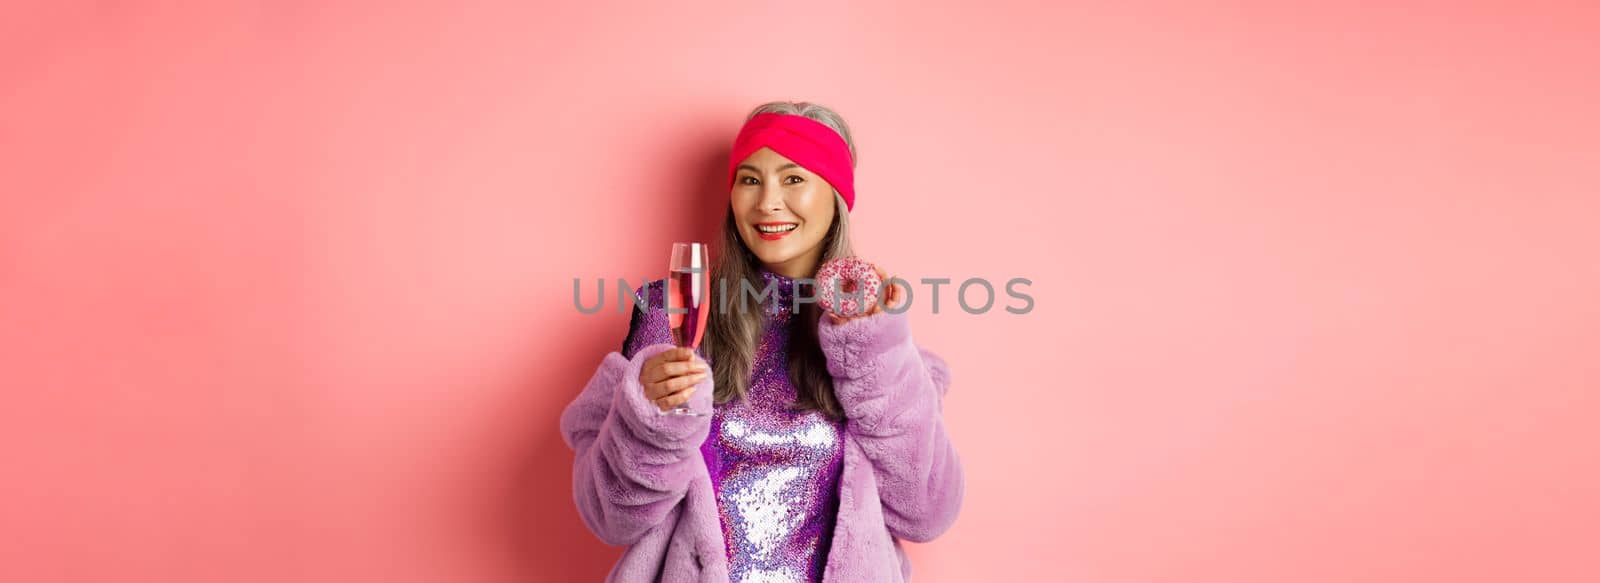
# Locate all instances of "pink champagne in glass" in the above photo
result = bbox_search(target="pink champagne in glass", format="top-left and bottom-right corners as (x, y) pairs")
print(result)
(661, 242), (710, 416)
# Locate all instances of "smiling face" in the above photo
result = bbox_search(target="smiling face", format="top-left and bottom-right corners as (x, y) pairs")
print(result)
(730, 147), (838, 279)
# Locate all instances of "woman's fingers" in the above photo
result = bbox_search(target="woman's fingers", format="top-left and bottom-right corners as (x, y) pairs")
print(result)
(641, 347), (700, 383)
(635, 346), (709, 410)
(655, 386), (697, 411)
(640, 351), (668, 382)
(874, 265), (906, 309)
(665, 371), (707, 393)
(654, 359), (707, 380)
(647, 376), (704, 405)
(835, 263), (897, 321)
(643, 370), (708, 401)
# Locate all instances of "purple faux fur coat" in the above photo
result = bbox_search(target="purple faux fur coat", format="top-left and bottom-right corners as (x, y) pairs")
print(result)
(559, 308), (964, 582)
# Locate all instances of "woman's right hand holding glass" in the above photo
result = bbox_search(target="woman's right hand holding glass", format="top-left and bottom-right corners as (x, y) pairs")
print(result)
(639, 347), (709, 413)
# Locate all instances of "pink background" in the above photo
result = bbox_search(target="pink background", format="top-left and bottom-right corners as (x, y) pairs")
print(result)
(3, 1), (1597, 581)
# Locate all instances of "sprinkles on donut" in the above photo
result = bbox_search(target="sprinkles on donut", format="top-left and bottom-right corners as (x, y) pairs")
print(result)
(815, 256), (884, 317)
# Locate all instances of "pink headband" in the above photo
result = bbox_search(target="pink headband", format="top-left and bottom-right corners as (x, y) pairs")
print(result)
(728, 112), (856, 212)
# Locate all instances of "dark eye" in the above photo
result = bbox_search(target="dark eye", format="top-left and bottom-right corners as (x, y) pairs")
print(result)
(740, 176), (759, 185)
(785, 175), (804, 184)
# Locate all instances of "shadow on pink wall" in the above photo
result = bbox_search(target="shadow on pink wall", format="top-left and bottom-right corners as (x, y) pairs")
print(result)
(505, 136), (731, 579)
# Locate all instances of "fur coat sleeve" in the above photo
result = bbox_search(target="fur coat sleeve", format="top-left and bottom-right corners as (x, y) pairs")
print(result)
(558, 341), (715, 546)
(817, 309), (965, 542)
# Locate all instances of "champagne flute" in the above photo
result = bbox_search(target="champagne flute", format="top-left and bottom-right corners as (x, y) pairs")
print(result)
(661, 242), (711, 417)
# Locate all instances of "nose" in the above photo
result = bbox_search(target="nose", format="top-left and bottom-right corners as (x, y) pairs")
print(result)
(757, 183), (784, 212)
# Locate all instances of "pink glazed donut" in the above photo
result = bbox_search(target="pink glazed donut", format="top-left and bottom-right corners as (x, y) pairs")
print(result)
(815, 257), (884, 317)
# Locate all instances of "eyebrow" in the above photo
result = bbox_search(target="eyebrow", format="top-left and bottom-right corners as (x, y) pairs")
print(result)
(737, 162), (801, 174)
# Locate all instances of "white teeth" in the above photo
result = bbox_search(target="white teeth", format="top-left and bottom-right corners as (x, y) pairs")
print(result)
(757, 224), (798, 233)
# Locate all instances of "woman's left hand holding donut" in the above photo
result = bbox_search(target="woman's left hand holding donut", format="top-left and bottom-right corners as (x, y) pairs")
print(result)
(827, 263), (905, 324)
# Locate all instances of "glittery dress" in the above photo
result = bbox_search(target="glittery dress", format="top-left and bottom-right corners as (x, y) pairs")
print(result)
(621, 268), (846, 583)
